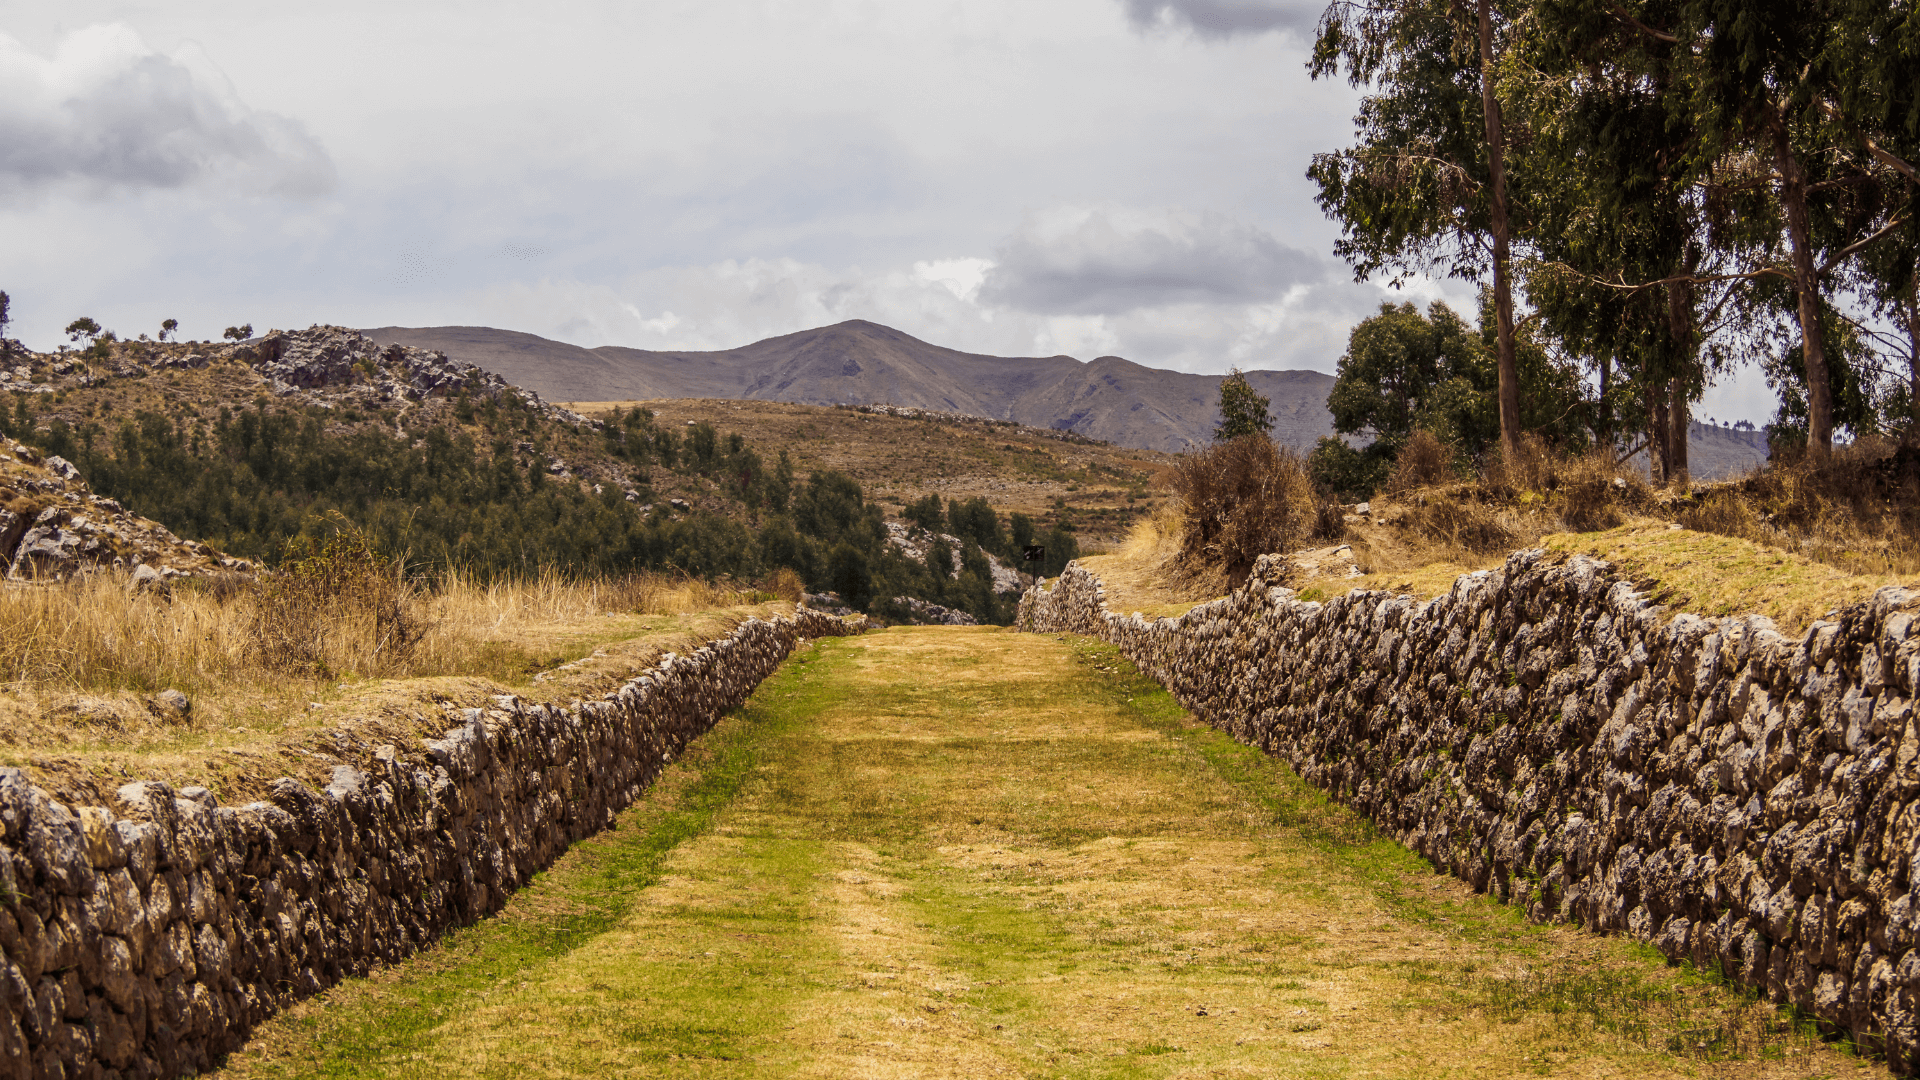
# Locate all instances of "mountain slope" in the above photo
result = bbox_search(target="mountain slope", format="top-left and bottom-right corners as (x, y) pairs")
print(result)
(364, 320), (1337, 453)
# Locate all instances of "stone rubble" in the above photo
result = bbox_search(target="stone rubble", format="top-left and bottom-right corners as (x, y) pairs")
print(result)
(1021, 550), (1920, 1070)
(0, 607), (861, 1079)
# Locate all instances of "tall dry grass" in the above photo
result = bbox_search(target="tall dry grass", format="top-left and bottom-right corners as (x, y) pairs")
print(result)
(0, 565), (777, 698)
(1678, 438), (1920, 576)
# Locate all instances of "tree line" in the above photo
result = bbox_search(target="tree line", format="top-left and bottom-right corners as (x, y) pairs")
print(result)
(1307, 0), (1920, 484)
(0, 395), (1070, 624)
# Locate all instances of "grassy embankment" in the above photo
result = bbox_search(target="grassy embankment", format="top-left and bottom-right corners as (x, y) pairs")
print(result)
(214, 626), (1868, 1079)
(0, 567), (802, 807)
(1082, 455), (1918, 636)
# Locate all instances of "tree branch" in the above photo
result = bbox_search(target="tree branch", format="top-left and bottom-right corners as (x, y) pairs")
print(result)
(1606, 2), (1679, 44)
(1817, 215), (1912, 275)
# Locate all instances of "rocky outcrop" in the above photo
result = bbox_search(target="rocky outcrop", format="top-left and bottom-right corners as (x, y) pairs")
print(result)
(884, 522), (1022, 593)
(237, 326), (594, 427)
(0, 607), (859, 1079)
(0, 439), (248, 582)
(1021, 552), (1920, 1069)
(888, 596), (979, 626)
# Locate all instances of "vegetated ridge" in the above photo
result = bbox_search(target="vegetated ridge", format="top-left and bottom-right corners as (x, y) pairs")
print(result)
(0, 324), (1108, 624)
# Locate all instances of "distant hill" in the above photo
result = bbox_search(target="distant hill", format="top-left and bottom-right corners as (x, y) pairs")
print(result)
(362, 320), (1773, 478)
(361, 320), (1337, 453)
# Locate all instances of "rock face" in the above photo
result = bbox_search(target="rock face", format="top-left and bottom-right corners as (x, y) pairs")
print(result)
(0, 438), (247, 582)
(1021, 552), (1920, 1070)
(0, 607), (860, 1079)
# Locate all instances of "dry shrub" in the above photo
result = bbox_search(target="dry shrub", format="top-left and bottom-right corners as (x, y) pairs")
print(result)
(1413, 493), (1518, 554)
(1680, 440), (1920, 576)
(1387, 430), (1456, 492)
(1312, 500), (1348, 542)
(1481, 432), (1555, 494)
(1677, 491), (1761, 538)
(764, 567), (805, 604)
(249, 528), (431, 678)
(1169, 437), (1318, 588)
(1556, 449), (1646, 533)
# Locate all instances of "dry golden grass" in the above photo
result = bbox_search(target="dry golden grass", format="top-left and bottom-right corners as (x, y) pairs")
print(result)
(1081, 449), (1916, 636)
(1543, 524), (1918, 635)
(0, 567), (803, 805)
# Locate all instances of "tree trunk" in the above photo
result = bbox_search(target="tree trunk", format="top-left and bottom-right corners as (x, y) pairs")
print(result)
(1907, 277), (1919, 445)
(1648, 384), (1670, 485)
(1597, 352), (1614, 451)
(1668, 378), (1689, 487)
(1770, 107), (1834, 461)
(1477, 0), (1521, 461)
(1665, 278), (1692, 486)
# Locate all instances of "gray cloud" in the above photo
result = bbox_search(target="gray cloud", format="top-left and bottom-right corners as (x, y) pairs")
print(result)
(979, 206), (1328, 315)
(0, 26), (333, 195)
(1119, 0), (1323, 39)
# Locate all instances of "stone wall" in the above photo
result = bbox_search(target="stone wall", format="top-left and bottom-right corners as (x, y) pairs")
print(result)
(1021, 551), (1920, 1068)
(0, 608), (858, 1080)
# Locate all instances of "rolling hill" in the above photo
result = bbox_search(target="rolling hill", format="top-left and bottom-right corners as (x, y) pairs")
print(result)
(362, 320), (1338, 453)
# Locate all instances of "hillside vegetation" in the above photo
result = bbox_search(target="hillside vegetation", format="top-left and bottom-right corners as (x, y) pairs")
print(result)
(0, 325), (1123, 625)
(1086, 433), (1920, 637)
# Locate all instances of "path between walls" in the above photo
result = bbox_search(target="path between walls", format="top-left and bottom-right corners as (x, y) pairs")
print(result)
(1021, 550), (1920, 1071)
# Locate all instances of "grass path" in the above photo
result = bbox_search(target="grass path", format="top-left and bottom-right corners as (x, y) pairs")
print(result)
(214, 627), (1879, 1079)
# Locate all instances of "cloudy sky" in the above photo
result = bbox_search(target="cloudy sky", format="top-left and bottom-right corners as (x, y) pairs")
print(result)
(0, 0), (1773, 422)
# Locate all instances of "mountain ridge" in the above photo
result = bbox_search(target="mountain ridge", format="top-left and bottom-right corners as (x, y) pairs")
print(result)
(362, 319), (1337, 453)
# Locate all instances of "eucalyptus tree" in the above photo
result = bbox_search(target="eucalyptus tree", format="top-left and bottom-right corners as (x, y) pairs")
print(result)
(1516, 0), (1734, 483)
(1307, 0), (1526, 459)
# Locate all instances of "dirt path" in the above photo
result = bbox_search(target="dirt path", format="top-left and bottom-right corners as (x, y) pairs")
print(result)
(215, 627), (1880, 1079)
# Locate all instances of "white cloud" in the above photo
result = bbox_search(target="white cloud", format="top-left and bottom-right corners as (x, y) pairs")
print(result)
(0, 24), (333, 195)
(1119, 0), (1323, 40)
(979, 205), (1327, 315)
(913, 258), (994, 303)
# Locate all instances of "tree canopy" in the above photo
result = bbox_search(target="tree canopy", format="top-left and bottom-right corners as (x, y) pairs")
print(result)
(1308, 0), (1920, 469)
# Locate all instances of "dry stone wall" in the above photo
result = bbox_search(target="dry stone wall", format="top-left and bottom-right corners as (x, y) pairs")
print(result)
(0, 608), (858, 1080)
(1021, 551), (1920, 1069)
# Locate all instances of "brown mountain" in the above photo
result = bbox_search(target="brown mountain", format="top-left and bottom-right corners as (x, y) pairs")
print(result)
(361, 320), (1337, 453)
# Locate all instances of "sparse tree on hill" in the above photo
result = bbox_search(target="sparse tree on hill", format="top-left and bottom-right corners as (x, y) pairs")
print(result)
(223, 324), (253, 342)
(0, 292), (11, 338)
(1214, 368), (1273, 442)
(65, 317), (101, 343)
(159, 318), (178, 342)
